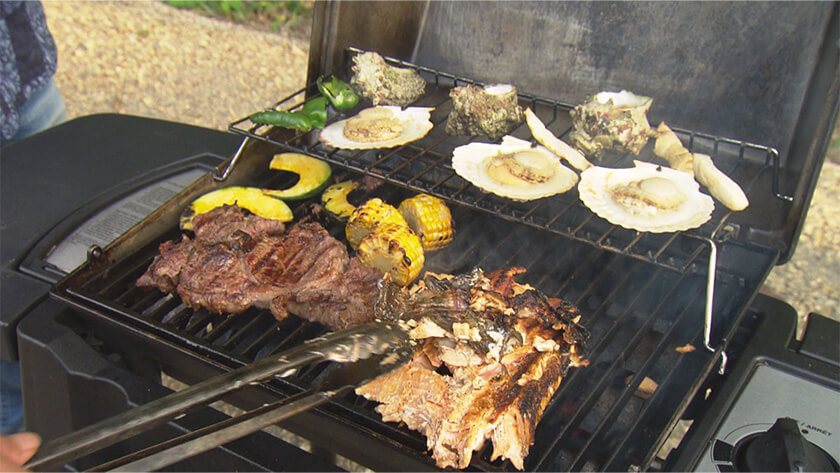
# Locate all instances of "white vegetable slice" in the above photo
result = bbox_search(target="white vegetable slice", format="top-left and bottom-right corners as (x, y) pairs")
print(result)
(692, 153), (749, 211)
(525, 108), (592, 171)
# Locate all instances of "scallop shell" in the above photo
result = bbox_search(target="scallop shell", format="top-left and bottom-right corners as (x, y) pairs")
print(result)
(579, 161), (714, 233)
(452, 136), (578, 201)
(320, 106), (434, 150)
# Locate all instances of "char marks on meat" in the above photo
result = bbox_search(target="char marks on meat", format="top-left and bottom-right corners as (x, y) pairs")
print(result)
(136, 205), (381, 330)
(358, 267), (588, 470)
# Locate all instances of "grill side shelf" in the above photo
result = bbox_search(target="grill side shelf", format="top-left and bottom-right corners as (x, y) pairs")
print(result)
(229, 48), (783, 275)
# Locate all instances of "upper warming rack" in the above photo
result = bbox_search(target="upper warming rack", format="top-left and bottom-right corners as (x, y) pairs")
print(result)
(229, 47), (786, 274)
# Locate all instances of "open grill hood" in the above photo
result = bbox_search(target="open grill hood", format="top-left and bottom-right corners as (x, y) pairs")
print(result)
(307, 1), (839, 263)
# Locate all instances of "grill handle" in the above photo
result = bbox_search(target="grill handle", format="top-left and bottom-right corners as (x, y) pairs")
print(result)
(24, 322), (407, 471)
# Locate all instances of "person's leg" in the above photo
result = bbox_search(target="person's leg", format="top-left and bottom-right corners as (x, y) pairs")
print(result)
(3, 77), (67, 146)
(0, 360), (23, 435)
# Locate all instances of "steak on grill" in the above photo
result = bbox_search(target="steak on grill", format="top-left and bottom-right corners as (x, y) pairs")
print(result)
(136, 205), (382, 330)
(358, 268), (588, 470)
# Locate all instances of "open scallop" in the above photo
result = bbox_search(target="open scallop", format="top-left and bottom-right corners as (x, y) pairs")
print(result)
(579, 161), (714, 233)
(452, 136), (578, 201)
(319, 106), (434, 150)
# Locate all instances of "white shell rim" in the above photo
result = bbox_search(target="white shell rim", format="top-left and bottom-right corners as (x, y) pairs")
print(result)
(452, 136), (579, 202)
(578, 161), (715, 233)
(319, 106), (434, 150)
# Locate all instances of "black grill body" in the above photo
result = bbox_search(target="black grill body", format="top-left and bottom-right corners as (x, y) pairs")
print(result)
(6, 1), (839, 471)
(36, 113), (777, 470)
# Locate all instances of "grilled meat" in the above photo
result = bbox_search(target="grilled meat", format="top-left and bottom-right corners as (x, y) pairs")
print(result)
(136, 205), (381, 330)
(358, 267), (588, 470)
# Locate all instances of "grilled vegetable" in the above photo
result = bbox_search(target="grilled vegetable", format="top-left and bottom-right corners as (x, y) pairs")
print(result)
(248, 110), (313, 131)
(398, 194), (454, 251)
(179, 187), (293, 230)
(346, 198), (408, 249)
(317, 76), (359, 111)
(321, 180), (360, 219)
(356, 222), (424, 286)
(249, 97), (328, 131)
(266, 153), (332, 200)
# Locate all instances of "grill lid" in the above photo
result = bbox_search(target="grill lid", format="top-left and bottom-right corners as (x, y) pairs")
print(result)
(307, 1), (840, 263)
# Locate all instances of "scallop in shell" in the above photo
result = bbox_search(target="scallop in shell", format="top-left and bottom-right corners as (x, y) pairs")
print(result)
(452, 136), (578, 201)
(320, 106), (434, 150)
(579, 161), (714, 233)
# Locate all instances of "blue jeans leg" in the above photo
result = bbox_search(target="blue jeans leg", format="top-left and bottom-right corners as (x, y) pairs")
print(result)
(1, 77), (67, 147)
(0, 359), (24, 435)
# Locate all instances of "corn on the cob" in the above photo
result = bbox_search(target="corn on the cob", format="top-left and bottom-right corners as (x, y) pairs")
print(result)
(346, 198), (408, 249)
(356, 222), (424, 286)
(398, 194), (454, 251)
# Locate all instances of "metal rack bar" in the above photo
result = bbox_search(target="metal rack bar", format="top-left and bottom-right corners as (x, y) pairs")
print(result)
(228, 49), (785, 276)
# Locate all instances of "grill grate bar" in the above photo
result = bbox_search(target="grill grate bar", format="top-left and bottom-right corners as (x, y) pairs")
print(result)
(203, 313), (241, 344)
(140, 293), (176, 319)
(220, 312), (271, 351)
(160, 303), (191, 328)
(534, 265), (691, 468)
(539, 259), (650, 400)
(599, 290), (705, 470)
(184, 310), (212, 335)
(127, 290), (163, 313)
(241, 324), (283, 360)
(567, 286), (704, 470)
(533, 240), (595, 290)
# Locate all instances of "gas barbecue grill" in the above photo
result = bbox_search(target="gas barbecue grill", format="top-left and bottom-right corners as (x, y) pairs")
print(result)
(3, 2), (839, 471)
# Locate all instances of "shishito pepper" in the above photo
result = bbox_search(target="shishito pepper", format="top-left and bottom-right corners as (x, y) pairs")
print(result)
(301, 96), (327, 129)
(317, 76), (359, 111)
(249, 110), (313, 131)
(249, 96), (328, 131)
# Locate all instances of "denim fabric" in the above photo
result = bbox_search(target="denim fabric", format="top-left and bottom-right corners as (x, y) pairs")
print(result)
(0, 359), (23, 435)
(1, 1), (59, 140)
(0, 76), (65, 147)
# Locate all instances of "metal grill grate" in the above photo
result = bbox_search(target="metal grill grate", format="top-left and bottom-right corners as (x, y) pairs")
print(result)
(229, 47), (785, 274)
(55, 166), (777, 471)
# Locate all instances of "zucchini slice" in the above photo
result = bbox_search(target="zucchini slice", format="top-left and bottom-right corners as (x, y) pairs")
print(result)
(180, 187), (294, 230)
(321, 180), (360, 219)
(266, 153), (332, 200)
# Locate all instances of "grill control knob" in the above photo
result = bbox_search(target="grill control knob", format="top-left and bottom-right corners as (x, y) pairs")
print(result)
(732, 417), (839, 472)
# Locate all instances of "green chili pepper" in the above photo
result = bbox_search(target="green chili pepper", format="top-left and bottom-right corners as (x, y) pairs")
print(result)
(301, 96), (328, 129)
(249, 96), (331, 131)
(249, 110), (313, 131)
(317, 76), (359, 111)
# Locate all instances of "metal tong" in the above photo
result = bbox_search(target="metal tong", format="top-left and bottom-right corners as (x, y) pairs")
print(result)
(25, 321), (411, 472)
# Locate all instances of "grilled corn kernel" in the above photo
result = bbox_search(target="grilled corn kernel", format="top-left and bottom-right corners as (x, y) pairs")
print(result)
(398, 194), (454, 251)
(346, 198), (408, 249)
(357, 222), (424, 286)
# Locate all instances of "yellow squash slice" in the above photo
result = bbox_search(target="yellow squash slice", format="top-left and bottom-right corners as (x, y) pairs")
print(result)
(180, 186), (293, 230)
(265, 153), (332, 200)
(321, 180), (360, 219)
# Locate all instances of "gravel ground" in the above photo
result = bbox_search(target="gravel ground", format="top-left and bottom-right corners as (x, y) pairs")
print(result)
(44, 1), (838, 324)
(44, 1), (308, 130)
